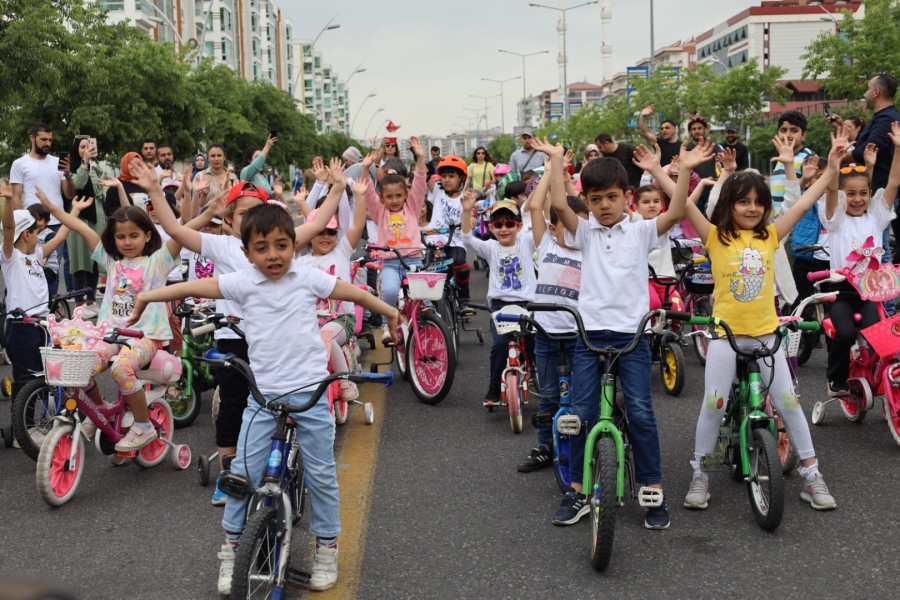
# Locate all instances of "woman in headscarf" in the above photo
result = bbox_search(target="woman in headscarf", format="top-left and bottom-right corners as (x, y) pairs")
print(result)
(190, 153), (207, 180)
(102, 152), (151, 216)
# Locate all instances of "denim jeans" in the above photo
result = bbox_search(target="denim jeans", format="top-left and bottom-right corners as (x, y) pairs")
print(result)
(488, 299), (535, 395)
(6, 321), (46, 398)
(46, 224), (72, 296)
(222, 392), (340, 539)
(381, 257), (423, 308)
(534, 333), (577, 448)
(882, 227), (894, 315)
(569, 330), (662, 486)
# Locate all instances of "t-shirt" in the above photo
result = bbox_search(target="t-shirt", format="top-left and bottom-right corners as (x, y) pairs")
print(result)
(467, 162), (494, 191)
(724, 142), (750, 171)
(462, 232), (536, 303)
(819, 189), (895, 273)
(218, 262), (336, 394)
(428, 188), (465, 248)
(657, 140), (682, 168)
(509, 148), (547, 174)
(770, 147), (814, 209)
(299, 236), (355, 321)
(365, 170), (426, 259)
(155, 225), (185, 282)
(705, 224), (779, 337)
(37, 228), (59, 274)
(604, 143), (643, 189)
(10, 155), (65, 225)
(200, 234), (253, 340)
(534, 231), (582, 333)
(1, 246), (48, 318)
(91, 243), (178, 340)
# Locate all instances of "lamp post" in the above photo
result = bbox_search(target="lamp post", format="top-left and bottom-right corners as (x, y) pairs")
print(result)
(470, 94), (501, 135)
(498, 49), (549, 124)
(345, 62), (366, 85)
(363, 108), (385, 145)
(350, 88), (377, 137)
(811, 1), (840, 25)
(529, 0), (599, 120)
(148, 10), (185, 48)
(291, 16), (341, 102)
(481, 76), (521, 134)
(463, 107), (481, 142)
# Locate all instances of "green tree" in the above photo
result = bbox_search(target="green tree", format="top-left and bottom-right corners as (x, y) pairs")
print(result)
(487, 135), (515, 163)
(704, 59), (789, 128)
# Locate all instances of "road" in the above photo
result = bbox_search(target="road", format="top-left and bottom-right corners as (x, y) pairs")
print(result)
(0, 264), (898, 599)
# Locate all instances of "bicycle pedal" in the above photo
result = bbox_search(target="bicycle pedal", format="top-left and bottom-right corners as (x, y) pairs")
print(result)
(459, 307), (475, 318)
(219, 472), (253, 500)
(700, 452), (724, 472)
(285, 567), (312, 589)
(531, 413), (553, 429)
(638, 486), (664, 508)
(556, 415), (582, 436)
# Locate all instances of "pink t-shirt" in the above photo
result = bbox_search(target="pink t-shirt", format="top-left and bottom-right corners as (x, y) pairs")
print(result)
(366, 169), (427, 259)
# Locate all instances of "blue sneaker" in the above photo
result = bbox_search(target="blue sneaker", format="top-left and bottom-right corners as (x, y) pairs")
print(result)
(211, 477), (227, 506)
(553, 489), (589, 525)
(643, 497), (671, 530)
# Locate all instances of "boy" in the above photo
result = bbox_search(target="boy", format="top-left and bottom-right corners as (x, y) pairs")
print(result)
(517, 150), (588, 474)
(428, 155), (472, 305)
(770, 111), (815, 212)
(2, 184), (85, 397)
(460, 192), (537, 405)
(536, 137), (714, 528)
(128, 203), (399, 594)
(25, 203), (59, 296)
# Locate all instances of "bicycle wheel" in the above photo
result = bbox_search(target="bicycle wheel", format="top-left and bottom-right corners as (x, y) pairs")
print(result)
(52, 297), (72, 321)
(230, 506), (280, 599)
(590, 437), (618, 572)
(407, 313), (456, 405)
(746, 428), (784, 531)
(395, 325), (410, 381)
(288, 439), (306, 525)
(839, 394), (867, 423)
(881, 369), (900, 446)
(691, 298), (712, 366)
(36, 423), (85, 507)
(133, 399), (173, 468)
(435, 298), (459, 354)
(505, 372), (522, 434)
(775, 414), (799, 473)
(795, 330), (817, 366)
(171, 373), (201, 428)
(11, 378), (62, 461)
(332, 381), (348, 426)
(660, 342), (685, 397)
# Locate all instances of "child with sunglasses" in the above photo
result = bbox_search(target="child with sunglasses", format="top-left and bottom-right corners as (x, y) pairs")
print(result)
(461, 191), (537, 405)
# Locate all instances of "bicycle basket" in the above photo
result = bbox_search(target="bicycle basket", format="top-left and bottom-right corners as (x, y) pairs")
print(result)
(861, 314), (900, 359)
(39, 347), (98, 387)
(407, 272), (446, 301)
(684, 269), (715, 295)
(782, 330), (802, 358)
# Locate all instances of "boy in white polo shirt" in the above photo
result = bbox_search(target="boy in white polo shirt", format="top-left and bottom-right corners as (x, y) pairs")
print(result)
(536, 137), (714, 529)
(128, 203), (399, 594)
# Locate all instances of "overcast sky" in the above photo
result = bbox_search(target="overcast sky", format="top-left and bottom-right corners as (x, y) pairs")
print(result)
(283, 1), (756, 139)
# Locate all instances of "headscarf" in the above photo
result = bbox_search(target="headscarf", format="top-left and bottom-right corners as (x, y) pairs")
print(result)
(191, 153), (207, 180)
(118, 152), (142, 182)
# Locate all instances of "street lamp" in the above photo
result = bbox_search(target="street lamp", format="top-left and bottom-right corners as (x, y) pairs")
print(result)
(482, 76), (521, 134)
(350, 88), (377, 137)
(147, 12), (184, 48)
(345, 62), (366, 85)
(709, 54), (728, 73)
(363, 108), (385, 144)
(463, 107), (481, 141)
(529, 0), (599, 120)
(498, 49), (549, 123)
(470, 94), (501, 134)
(811, 2), (841, 25)
(291, 16), (341, 102)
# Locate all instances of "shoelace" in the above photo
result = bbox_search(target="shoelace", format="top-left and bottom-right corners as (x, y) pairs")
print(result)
(688, 477), (707, 495)
(806, 476), (830, 496)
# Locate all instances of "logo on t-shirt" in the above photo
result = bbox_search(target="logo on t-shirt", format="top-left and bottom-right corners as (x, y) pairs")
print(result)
(111, 263), (144, 317)
(729, 247), (766, 303)
(535, 252), (581, 300)
(498, 253), (524, 291)
(387, 214), (411, 246)
(24, 256), (44, 279)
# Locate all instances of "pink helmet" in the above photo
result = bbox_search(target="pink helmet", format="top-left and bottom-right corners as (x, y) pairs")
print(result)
(493, 164), (510, 176)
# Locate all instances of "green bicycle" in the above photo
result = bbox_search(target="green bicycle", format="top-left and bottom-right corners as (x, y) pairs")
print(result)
(169, 302), (219, 427)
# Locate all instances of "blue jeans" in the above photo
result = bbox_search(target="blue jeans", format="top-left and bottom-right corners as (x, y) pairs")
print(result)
(534, 333), (577, 448)
(47, 224), (72, 297)
(222, 392), (340, 538)
(882, 227), (894, 315)
(488, 299), (535, 395)
(381, 257), (422, 308)
(569, 330), (662, 486)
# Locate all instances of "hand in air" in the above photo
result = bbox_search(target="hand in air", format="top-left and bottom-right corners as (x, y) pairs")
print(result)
(328, 158), (346, 187)
(193, 173), (211, 195)
(312, 157), (328, 182)
(409, 136), (423, 158)
(679, 139), (716, 171)
(350, 178), (368, 198)
(718, 147), (738, 172)
(361, 151), (379, 170)
(863, 143), (878, 170)
(70, 196), (94, 215)
(770, 135), (796, 166)
(632, 144), (662, 172)
(889, 121), (900, 148)
(640, 104), (655, 117)
(133, 161), (162, 191)
(98, 176), (123, 189)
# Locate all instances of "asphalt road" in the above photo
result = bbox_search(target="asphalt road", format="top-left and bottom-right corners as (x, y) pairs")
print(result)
(0, 263), (899, 600)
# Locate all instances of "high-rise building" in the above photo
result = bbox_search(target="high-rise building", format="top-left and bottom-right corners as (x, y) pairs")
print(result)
(292, 41), (350, 135)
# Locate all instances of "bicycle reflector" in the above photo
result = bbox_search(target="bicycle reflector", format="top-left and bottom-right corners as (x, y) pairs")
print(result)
(556, 415), (582, 436)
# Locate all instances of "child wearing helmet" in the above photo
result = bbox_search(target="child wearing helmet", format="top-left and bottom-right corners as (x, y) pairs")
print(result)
(427, 155), (472, 303)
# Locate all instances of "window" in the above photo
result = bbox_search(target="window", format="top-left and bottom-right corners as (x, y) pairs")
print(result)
(101, 1), (125, 10)
(314, 57), (321, 69)
(324, 98), (332, 108)
(302, 45), (310, 56)
(286, 45), (292, 60)
(251, 14), (257, 32)
(266, 26), (272, 41)
(305, 97), (314, 108)
(222, 41), (232, 62)
(286, 26), (291, 40)
(304, 80), (313, 91)
(323, 84), (330, 94)
(253, 64), (259, 79)
(252, 39), (258, 57)
(287, 65), (292, 80)
(269, 69), (275, 83)
(267, 48), (272, 63)
(316, 89), (322, 100)
(304, 64), (312, 74)
(205, 42), (214, 56)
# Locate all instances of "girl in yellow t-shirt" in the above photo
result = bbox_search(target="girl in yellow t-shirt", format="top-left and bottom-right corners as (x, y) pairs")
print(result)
(677, 135), (846, 513)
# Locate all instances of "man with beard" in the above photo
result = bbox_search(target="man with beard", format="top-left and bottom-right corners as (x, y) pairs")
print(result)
(509, 128), (548, 174)
(156, 143), (179, 187)
(141, 138), (159, 168)
(843, 74), (900, 191)
(723, 124), (749, 171)
(638, 104), (683, 167)
(684, 116), (722, 213)
(10, 123), (75, 295)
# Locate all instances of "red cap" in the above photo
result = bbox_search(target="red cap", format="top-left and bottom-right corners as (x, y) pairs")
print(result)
(226, 181), (269, 205)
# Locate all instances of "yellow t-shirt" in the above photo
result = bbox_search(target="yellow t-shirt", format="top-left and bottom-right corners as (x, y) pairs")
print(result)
(467, 162), (494, 191)
(704, 224), (780, 337)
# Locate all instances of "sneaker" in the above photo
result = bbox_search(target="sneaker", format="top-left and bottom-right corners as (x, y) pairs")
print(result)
(307, 543), (339, 592)
(828, 381), (850, 397)
(217, 544), (236, 595)
(339, 380), (359, 402)
(517, 446), (553, 473)
(644, 497), (671, 530)
(800, 474), (837, 510)
(28, 427), (46, 448)
(553, 489), (589, 525)
(683, 474), (710, 509)
(483, 390), (501, 407)
(80, 302), (99, 319)
(381, 324), (393, 345)
(114, 424), (158, 453)
(211, 477), (228, 506)
(80, 419), (96, 442)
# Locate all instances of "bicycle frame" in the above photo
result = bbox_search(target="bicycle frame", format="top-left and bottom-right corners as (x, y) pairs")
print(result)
(500, 333), (530, 402)
(725, 358), (777, 477)
(582, 372), (627, 501)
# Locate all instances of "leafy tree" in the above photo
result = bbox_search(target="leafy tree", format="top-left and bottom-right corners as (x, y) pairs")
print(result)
(704, 59), (789, 128)
(487, 135), (515, 163)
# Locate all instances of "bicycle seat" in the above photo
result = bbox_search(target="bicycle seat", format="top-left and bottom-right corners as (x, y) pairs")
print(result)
(136, 350), (182, 384)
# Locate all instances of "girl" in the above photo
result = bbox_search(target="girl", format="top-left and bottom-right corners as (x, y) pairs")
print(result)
(70, 135), (108, 317)
(630, 185), (681, 312)
(678, 135), (846, 513)
(300, 175), (370, 402)
(467, 146), (495, 192)
(239, 134), (276, 195)
(823, 122), (900, 397)
(38, 162), (184, 453)
(102, 152), (149, 217)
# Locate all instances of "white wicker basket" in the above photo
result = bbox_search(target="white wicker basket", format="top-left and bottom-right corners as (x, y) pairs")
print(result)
(783, 331), (802, 358)
(39, 347), (98, 387)
(406, 272), (446, 301)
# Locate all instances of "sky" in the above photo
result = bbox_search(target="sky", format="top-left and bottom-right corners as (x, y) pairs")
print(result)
(283, 1), (758, 139)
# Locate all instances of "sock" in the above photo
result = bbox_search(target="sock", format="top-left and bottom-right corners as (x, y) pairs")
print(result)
(132, 421), (152, 429)
(225, 531), (241, 550)
(690, 460), (709, 481)
(798, 461), (820, 481)
(316, 536), (337, 548)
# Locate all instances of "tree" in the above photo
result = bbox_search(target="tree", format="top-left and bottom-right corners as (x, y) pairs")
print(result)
(487, 135), (515, 164)
(802, 0), (900, 100)
(703, 59), (789, 128)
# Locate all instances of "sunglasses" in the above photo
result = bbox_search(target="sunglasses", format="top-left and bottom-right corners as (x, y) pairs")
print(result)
(321, 228), (338, 237)
(490, 219), (519, 230)
(74, 134), (90, 140)
(840, 165), (867, 174)
(476, 152), (485, 155)
(384, 143), (396, 148)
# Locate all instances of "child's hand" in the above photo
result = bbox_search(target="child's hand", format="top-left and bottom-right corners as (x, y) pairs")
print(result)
(292, 186), (308, 206)
(563, 149), (574, 169)
(632, 144), (662, 172)
(532, 136), (563, 158)
(889, 121), (900, 148)
(680, 139), (716, 170)
(126, 294), (149, 327)
(800, 155), (820, 182)
(863, 143), (878, 170)
(669, 154), (681, 170)
(312, 157), (328, 182)
(272, 178), (284, 197)
(70, 196), (93, 215)
(460, 189), (478, 211)
(132, 161), (161, 191)
(193, 173), (211, 195)
(383, 308), (401, 346)
(207, 192), (226, 216)
(361, 151), (379, 170)
(409, 136), (423, 158)
(98, 176), (123, 189)
(328, 158), (346, 187)
(182, 165), (193, 186)
(0, 179), (11, 200)
(350, 178), (368, 198)
(700, 177), (716, 187)
(35, 186), (54, 210)
(718, 147), (737, 172)
(770, 135), (795, 166)
(827, 133), (849, 170)
(640, 104), (655, 117)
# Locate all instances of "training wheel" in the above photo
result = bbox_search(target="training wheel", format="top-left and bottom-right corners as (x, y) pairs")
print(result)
(476, 330), (484, 345)
(364, 403), (374, 425)
(1, 426), (12, 448)
(1, 376), (11, 398)
(171, 444), (191, 470)
(198, 454), (211, 486)
(811, 401), (826, 425)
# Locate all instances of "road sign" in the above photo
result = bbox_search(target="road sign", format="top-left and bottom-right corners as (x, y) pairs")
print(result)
(549, 102), (563, 123)
(626, 66), (649, 127)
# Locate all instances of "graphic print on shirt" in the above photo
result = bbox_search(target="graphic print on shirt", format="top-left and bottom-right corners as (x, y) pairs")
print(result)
(535, 252), (581, 300)
(498, 253), (524, 291)
(387, 214), (411, 246)
(111, 263), (144, 317)
(846, 235), (883, 275)
(24, 256), (44, 279)
(315, 264), (341, 322)
(193, 254), (215, 280)
(729, 246), (766, 303)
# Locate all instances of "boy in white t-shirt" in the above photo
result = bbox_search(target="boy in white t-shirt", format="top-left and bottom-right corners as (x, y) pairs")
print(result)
(128, 203), (399, 594)
(26, 203), (59, 295)
(461, 194), (537, 405)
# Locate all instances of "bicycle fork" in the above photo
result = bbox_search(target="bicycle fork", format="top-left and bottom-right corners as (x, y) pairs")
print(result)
(582, 375), (627, 504)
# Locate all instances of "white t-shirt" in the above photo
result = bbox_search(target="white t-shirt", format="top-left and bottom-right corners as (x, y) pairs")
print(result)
(201, 233), (252, 340)
(155, 225), (185, 282)
(534, 231), (582, 333)
(567, 214), (659, 333)
(462, 232), (536, 303)
(428, 188), (465, 247)
(1, 246), (48, 318)
(10, 155), (65, 225)
(37, 228), (59, 274)
(299, 236), (355, 320)
(218, 262), (336, 394)
(819, 188), (895, 273)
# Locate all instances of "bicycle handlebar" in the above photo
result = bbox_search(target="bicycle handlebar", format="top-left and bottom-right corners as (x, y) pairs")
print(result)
(492, 308), (578, 343)
(807, 269), (833, 282)
(8, 287), (94, 319)
(189, 313), (245, 339)
(676, 315), (818, 359)
(794, 244), (829, 256)
(366, 244), (417, 271)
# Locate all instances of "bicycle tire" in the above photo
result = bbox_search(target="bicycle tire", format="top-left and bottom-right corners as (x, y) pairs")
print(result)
(660, 342), (685, 397)
(746, 428), (784, 531)
(590, 437), (618, 572)
(132, 399), (173, 468)
(839, 394), (867, 423)
(230, 507), (280, 599)
(435, 297), (459, 354)
(11, 378), (61, 462)
(407, 313), (456, 405)
(505, 372), (522, 434)
(171, 373), (201, 428)
(36, 424), (85, 507)
(395, 326), (410, 381)
(52, 297), (72, 321)
(883, 369), (900, 446)
(553, 427), (572, 494)
(795, 330), (816, 366)
(289, 439), (306, 525)
(691, 298), (712, 366)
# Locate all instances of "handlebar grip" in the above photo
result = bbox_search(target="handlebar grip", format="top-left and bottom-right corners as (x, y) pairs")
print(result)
(22, 316), (42, 324)
(797, 321), (820, 332)
(116, 328), (144, 339)
(204, 349), (233, 361)
(71, 287), (93, 297)
(663, 311), (695, 322)
(526, 303), (567, 312)
(807, 269), (831, 282)
(495, 313), (522, 323)
(348, 370), (394, 387)
(191, 323), (217, 337)
(691, 256), (709, 265)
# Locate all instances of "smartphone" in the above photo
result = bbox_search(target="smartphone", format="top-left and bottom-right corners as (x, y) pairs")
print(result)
(823, 102), (835, 119)
(89, 137), (97, 154)
(58, 151), (69, 170)
(269, 128), (277, 139)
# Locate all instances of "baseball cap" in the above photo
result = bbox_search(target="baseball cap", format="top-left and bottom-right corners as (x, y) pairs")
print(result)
(520, 128), (535, 138)
(725, 123), (738, 132)
(307, 208), (338, 230)
(490, 200), (520, 217)
(11, 210), (36, 243)
(199, 205), (223, 225)
(226, 181), (269, 205)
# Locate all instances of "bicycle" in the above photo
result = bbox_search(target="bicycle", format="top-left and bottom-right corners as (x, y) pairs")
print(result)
(199, 348), (392, 598)
(792, 244), (834, 366)
(672, 240), (714, 365)
(647, 263), (700, 396)
(366, 243), (456, 405)
(166, 301), (220, 428)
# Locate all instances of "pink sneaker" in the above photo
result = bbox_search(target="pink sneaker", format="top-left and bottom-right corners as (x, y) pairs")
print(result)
(339, 381), (359, 402)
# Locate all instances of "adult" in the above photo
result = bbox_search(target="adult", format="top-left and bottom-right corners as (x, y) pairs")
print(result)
(722, 124), (749, 171)
(190, 153), (207, 180)
(342, 146), (362, 169)
(156, 143), (178, 187)
(69, 135), (109, 317)
(206, 143), (238, 200)
(378, 137), (399, 165)
(684, 117), (722, 213)
(10, 123), (75, 296)
(467, 146), (495, 192)
(426, 146), (442, 178)
(574, 144), (599, 174)
(239, 133), (276, 195)
(508, 128), (548, 174)
(140, 138), (159, 168)
(102, 152), (150, 216)
(839, 116), (866, 145)
(291, 168), (304, 193)
(638, 104), (682, 167)
(595, 133), (642, 189)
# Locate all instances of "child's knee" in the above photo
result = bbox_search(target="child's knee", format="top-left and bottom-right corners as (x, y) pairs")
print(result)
(703, 392), (727, 414)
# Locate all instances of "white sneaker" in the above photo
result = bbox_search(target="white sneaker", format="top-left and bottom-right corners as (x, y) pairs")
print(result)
(80, 302), (99, 319)
(381, 324), (393, 345)
(339, 380), (359, 402)
(217, 543), (236, 595)
(307, 544), (338, 591)
(114, 424), (157, 452)
(80, 419), (96, 442)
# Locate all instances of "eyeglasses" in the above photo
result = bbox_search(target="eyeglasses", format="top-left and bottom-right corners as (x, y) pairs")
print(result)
(490, 219), (519, 230)
(840, 165), (867, 174)
(322, 228), (338, 237)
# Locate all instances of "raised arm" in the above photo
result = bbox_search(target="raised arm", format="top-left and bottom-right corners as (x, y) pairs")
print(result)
(129, 279), (224, 326)
(527, 159), (553, 246)
(883, 121), (900, 210)
(131, 161), (201, 255)
(296, 158), (345, 246)
(532, 138), (579, 234)
(346, 178), (370, 248)
(41, 196), (94, 258)
(662, 140), (714, 237)
(405, 137), (428, 216)
(778, 136), (845, 240)
(2, 180), (17, 259)
(632, 143), (674, 198)
(638, 105), (659, 145)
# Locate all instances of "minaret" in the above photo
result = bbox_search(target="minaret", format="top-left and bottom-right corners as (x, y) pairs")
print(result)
(601, 0), (612, 82)
(557, 0), (566, 101)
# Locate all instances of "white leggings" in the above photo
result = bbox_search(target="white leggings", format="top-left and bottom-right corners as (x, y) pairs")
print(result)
(694, 336), (815, 463)
(321, 321), (349, 374)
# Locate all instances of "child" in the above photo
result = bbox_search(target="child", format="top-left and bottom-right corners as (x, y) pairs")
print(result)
(770, 110), (816, 212)
(461, 192), (536, 405)
(516, 149), (588, 474)
(25, 203), (59, 295)
(543, 136), (714, 529)
(36, 162), (185, 453)
(2, 185), (83, 398)
(504, 180), (530, 232)
(126, 203), (400, 594)
(823, 122), (900, 398)
(630, 185), (683, 312)
(427, 154), (472, 305)
(679, 135), (846, 513)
